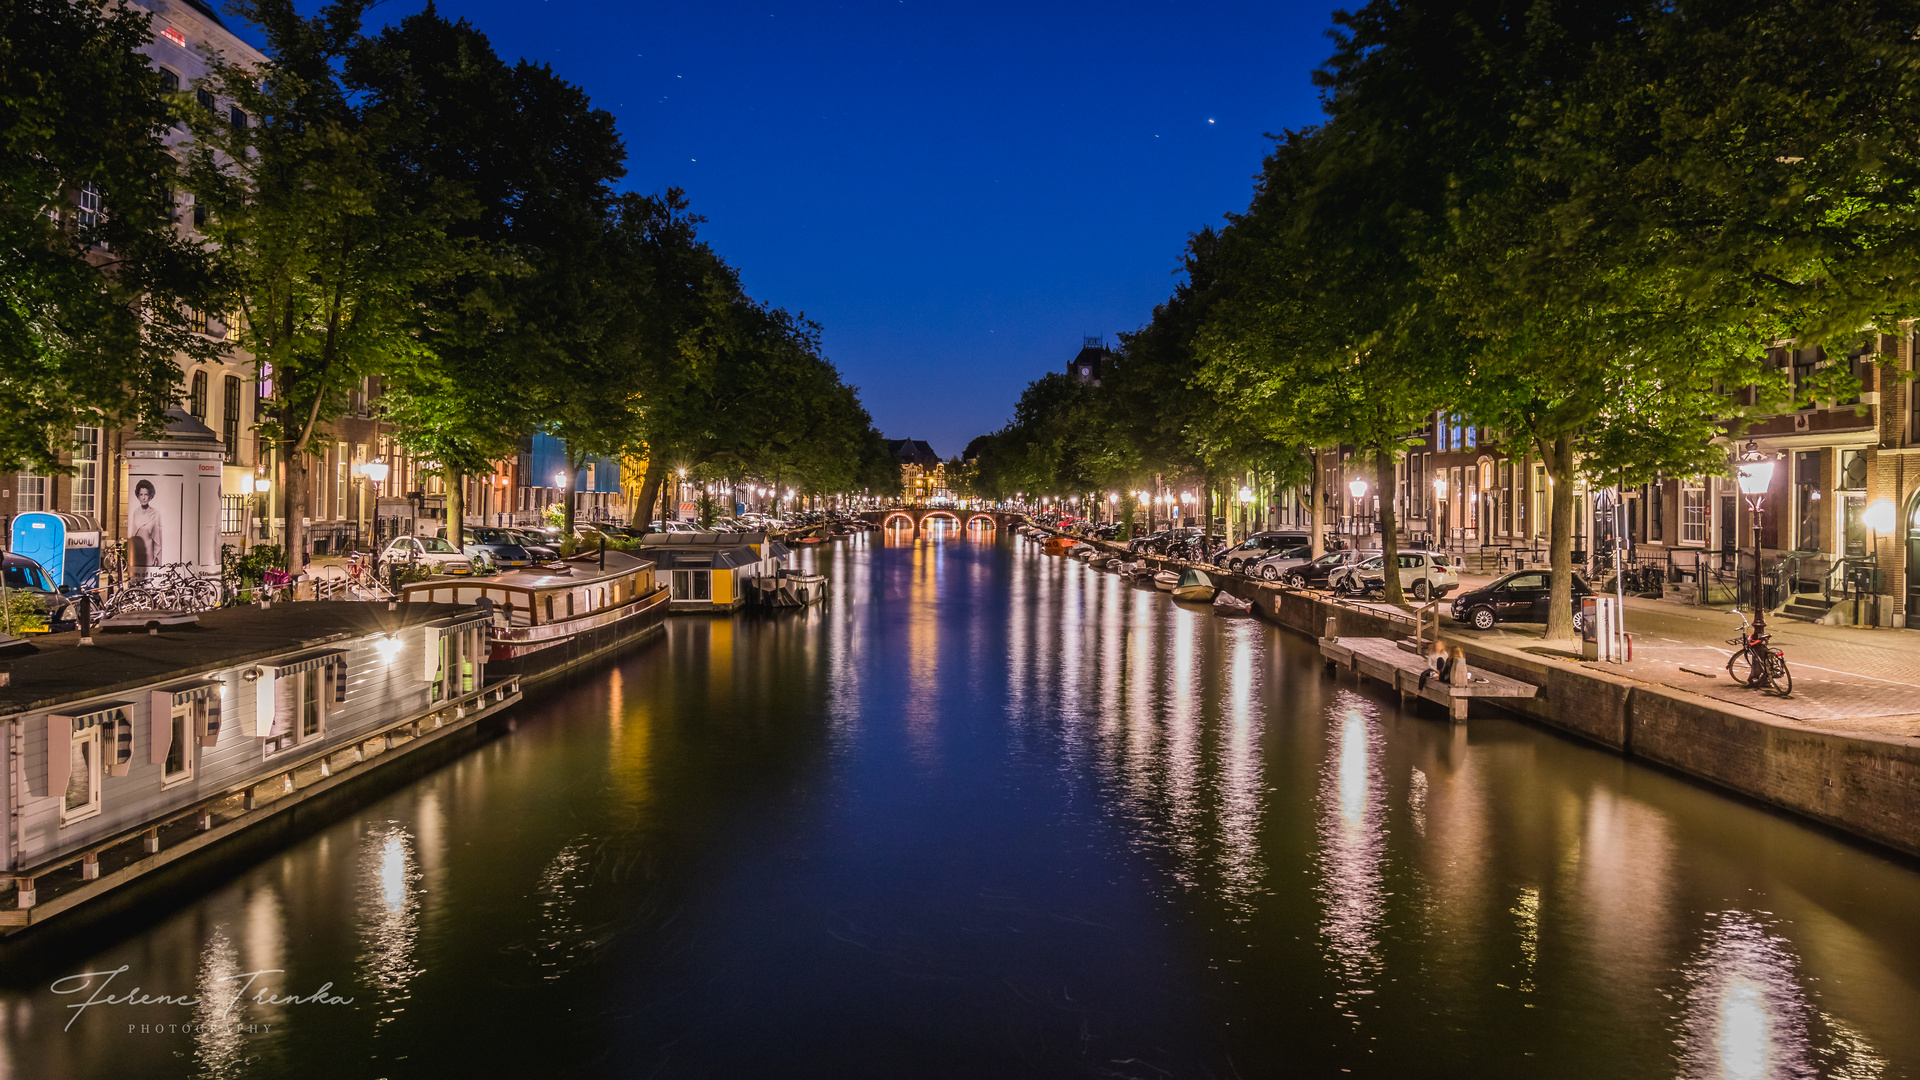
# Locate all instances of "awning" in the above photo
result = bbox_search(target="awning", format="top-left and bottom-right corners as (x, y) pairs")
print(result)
(157, 679), (223, 706)
(62, 701), (134, 728)
(266, 649), (346, 676)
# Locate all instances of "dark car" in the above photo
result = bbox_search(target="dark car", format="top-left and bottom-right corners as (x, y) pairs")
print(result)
(1283, 549), (1370, 589)
(1450, 570), (1593, 632)
(3, 552), (76, 632)
(437, 526), (534, 570)
(1212, 531), (1311, 574)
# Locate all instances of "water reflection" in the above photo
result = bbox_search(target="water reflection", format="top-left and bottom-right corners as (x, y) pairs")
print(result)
(1315, 690), (1386, 1010)
(358, 824), (422, 1024)
(1678, 911), (1816, 1080)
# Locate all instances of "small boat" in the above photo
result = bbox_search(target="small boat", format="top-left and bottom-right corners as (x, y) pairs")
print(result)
(1213, 590), (1254, 615)
(1171, 568), (1218, 602)
(1153, 570), (1181, 591)
(1043, 536), (1076, 556)
(747, 571), (830, 607)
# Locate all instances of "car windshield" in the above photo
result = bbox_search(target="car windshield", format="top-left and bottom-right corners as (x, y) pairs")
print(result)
(1360, 556), (1385, 570)
(470, 528), (511, 543)
(1312, 552), (1346, 566)
(419, 537), (459, 554)
(3, 564), (50, 591)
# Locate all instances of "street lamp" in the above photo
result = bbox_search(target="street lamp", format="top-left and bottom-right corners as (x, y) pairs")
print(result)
(1733, 441), (1776, 634)
(1348, 478), (1369, 537)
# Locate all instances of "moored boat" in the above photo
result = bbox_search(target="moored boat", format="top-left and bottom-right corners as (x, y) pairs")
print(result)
(1213, 590), (1254, 615)
(1153, 570), (1181, 591)
(1171, 568), (1218, 602)
(401, 550), (669, 685)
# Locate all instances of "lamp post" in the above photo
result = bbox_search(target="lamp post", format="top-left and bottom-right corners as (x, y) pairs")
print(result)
(1237, 485), (1252, 546)
(1348, 478), (1370, 540)
(1733, 441), (1776, 634)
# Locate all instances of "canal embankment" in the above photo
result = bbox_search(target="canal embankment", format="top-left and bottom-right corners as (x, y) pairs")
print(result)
(1032, 524), (1920, 860)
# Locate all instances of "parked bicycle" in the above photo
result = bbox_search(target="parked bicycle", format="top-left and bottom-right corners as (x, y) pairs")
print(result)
(1725, 609), (1792, 696)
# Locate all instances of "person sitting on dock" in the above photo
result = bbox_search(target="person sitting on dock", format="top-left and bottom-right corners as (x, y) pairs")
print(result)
(1418, 640), (1454, 692)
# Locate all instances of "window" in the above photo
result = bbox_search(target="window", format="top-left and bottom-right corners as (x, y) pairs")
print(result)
(300, 668), (323, 739)
(75, 182), (103, 232)
(1839, 449), (1868, 491)
(1681, 479), (1708, 544)
(335, 448), (347, 519)
(17, 473), (48, 512)
(671, 569), (712, 600)
(163, 702), (194, 784)
(1648, 481), (1664, 543)
(258, 361), (273, 399)
(188, 370), (208, 419)
(1792, 349), (1819, 404)
(197, 88), (215, 113)
(187, 308), (208, 334)
(63, 724), (102, 823)
(159, 69), (184, 127)
(223, 375), (242, 463)
(229, 106), (248, 132)
(1500, 461), (1514, 535)
(193, 202), (208, 229)
(71, 426), (99, 517)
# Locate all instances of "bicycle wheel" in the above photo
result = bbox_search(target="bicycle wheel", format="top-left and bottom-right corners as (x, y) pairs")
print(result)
(1725, 648), (1757, 687)
(1768, 653), (1792, 696)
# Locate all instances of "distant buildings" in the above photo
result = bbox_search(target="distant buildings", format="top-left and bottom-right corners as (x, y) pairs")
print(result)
(886, 439), (948, 505)
(1068, 337), (1113, 387)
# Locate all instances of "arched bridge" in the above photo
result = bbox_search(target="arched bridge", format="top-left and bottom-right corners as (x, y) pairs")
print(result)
(860, 508), (1018, 536)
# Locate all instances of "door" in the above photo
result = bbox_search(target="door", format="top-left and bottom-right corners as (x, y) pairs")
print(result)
(1719, 494), (1738, 571)
(1504, 571), (1549, 621)
(1907, 495), (1920, 621)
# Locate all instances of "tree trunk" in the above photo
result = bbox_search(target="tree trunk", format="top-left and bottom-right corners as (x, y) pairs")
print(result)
(1376, 451), (1406, 605)
(562, 451), (584, 538)
(1545, 433), (1578, 640)
(446, 464), (465, 548)
(1309, 450), (1326, 559)
(634, 455), (669, 535)
(281, 432), (307, 577)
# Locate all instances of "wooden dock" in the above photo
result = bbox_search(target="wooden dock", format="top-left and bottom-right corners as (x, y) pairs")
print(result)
(1320, 634), (1538, 721)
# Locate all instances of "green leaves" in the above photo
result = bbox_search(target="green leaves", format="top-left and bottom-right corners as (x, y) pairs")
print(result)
(0, 0), (225, 471)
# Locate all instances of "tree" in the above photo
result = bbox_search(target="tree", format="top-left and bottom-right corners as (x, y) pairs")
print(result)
(183, 0), (460, 573)
(350, 7), (627, 544)
(1, 0), (225, 472)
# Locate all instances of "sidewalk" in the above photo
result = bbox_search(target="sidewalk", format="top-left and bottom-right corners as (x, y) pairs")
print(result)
(1349, 572), (1920, 739)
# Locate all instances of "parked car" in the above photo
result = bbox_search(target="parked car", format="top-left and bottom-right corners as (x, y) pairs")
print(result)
(436, 526), (533, 570)
(1451, 570), (1593, 632)
(377, 535), (473, 576)
(1247, 544), (1315, 582)
(2, 552), (76, 631)
(1290, 549), (1373, 590)
(502, 529), (559, 561)
(1212, 531), (1311, 574)
(1344, 550), (1460, 600)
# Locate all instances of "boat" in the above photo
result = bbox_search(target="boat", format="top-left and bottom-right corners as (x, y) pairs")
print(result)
(400, 550), (669, 685)
(1213, 590), (1254, 615)
(1043, 536), (1077, 556)
(747, 571), (830, 607)
(1171, 568), (1218, 602)
(1153, 570), (1181, 591)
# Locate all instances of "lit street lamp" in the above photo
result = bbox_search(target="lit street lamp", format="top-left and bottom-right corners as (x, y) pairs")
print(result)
(1733, 441), (1776, 635)
(1348, 478), (1369, 538)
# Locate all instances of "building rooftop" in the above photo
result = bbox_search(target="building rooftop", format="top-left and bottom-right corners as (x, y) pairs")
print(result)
(886, 439), (943, 468)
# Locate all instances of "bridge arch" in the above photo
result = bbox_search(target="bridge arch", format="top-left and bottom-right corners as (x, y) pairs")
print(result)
(919, 510), (961, 534)
(880, 511), (917, 531)
(965, 513), (998, 532)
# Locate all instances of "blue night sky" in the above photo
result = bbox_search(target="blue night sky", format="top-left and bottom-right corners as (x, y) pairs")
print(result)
(239, 1), (1346, 457)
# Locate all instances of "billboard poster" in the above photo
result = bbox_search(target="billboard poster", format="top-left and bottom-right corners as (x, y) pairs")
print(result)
(127, 455), (222, 578)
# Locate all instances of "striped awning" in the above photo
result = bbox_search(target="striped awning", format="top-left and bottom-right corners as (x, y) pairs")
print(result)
(61, 701), (133, 728)
(158, 680), (223, 706)
(267, 649), (346, 676)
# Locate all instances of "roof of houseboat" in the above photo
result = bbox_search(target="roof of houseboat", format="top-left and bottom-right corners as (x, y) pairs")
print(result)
(0, 602), (480, 716)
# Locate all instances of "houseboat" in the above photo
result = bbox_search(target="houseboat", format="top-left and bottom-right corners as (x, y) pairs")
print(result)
(0, 601), (510, 935)
(637, 533), (790, 612)
(399, 549), (670, 683)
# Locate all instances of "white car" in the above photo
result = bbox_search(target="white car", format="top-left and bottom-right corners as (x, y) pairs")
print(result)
(378, 535), (473, 576)
(1247, 544), (1315, 582)
(1337, 550), (1459, 600)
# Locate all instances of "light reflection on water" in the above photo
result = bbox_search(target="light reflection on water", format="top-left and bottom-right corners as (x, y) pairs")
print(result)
(1316, 691), (1387, 1009)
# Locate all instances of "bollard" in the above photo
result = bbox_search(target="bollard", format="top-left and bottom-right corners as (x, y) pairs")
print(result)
(1325, 615), (1339, 642)
(142, 829), (160, 854)
(81, 853), (100, 880)
(16, 877), (35, 909)
(77, 593), (93, 646)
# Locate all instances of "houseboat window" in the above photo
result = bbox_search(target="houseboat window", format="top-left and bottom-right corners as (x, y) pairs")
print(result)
(545, 596), (554, 622)
(301, 668), (324, 739)
(567, 593), (575, 617)
(163, 701), (194, 783)
(671, 570), (711, 601)
(63, 725), (102, 822)
(431, 636), (449, 702)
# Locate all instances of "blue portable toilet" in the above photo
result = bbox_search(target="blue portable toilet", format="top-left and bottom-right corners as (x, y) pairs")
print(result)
(10, 511), (102, 591)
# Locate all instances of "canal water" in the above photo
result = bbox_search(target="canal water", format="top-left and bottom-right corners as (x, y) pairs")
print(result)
(5, 525), (1917, 1078)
